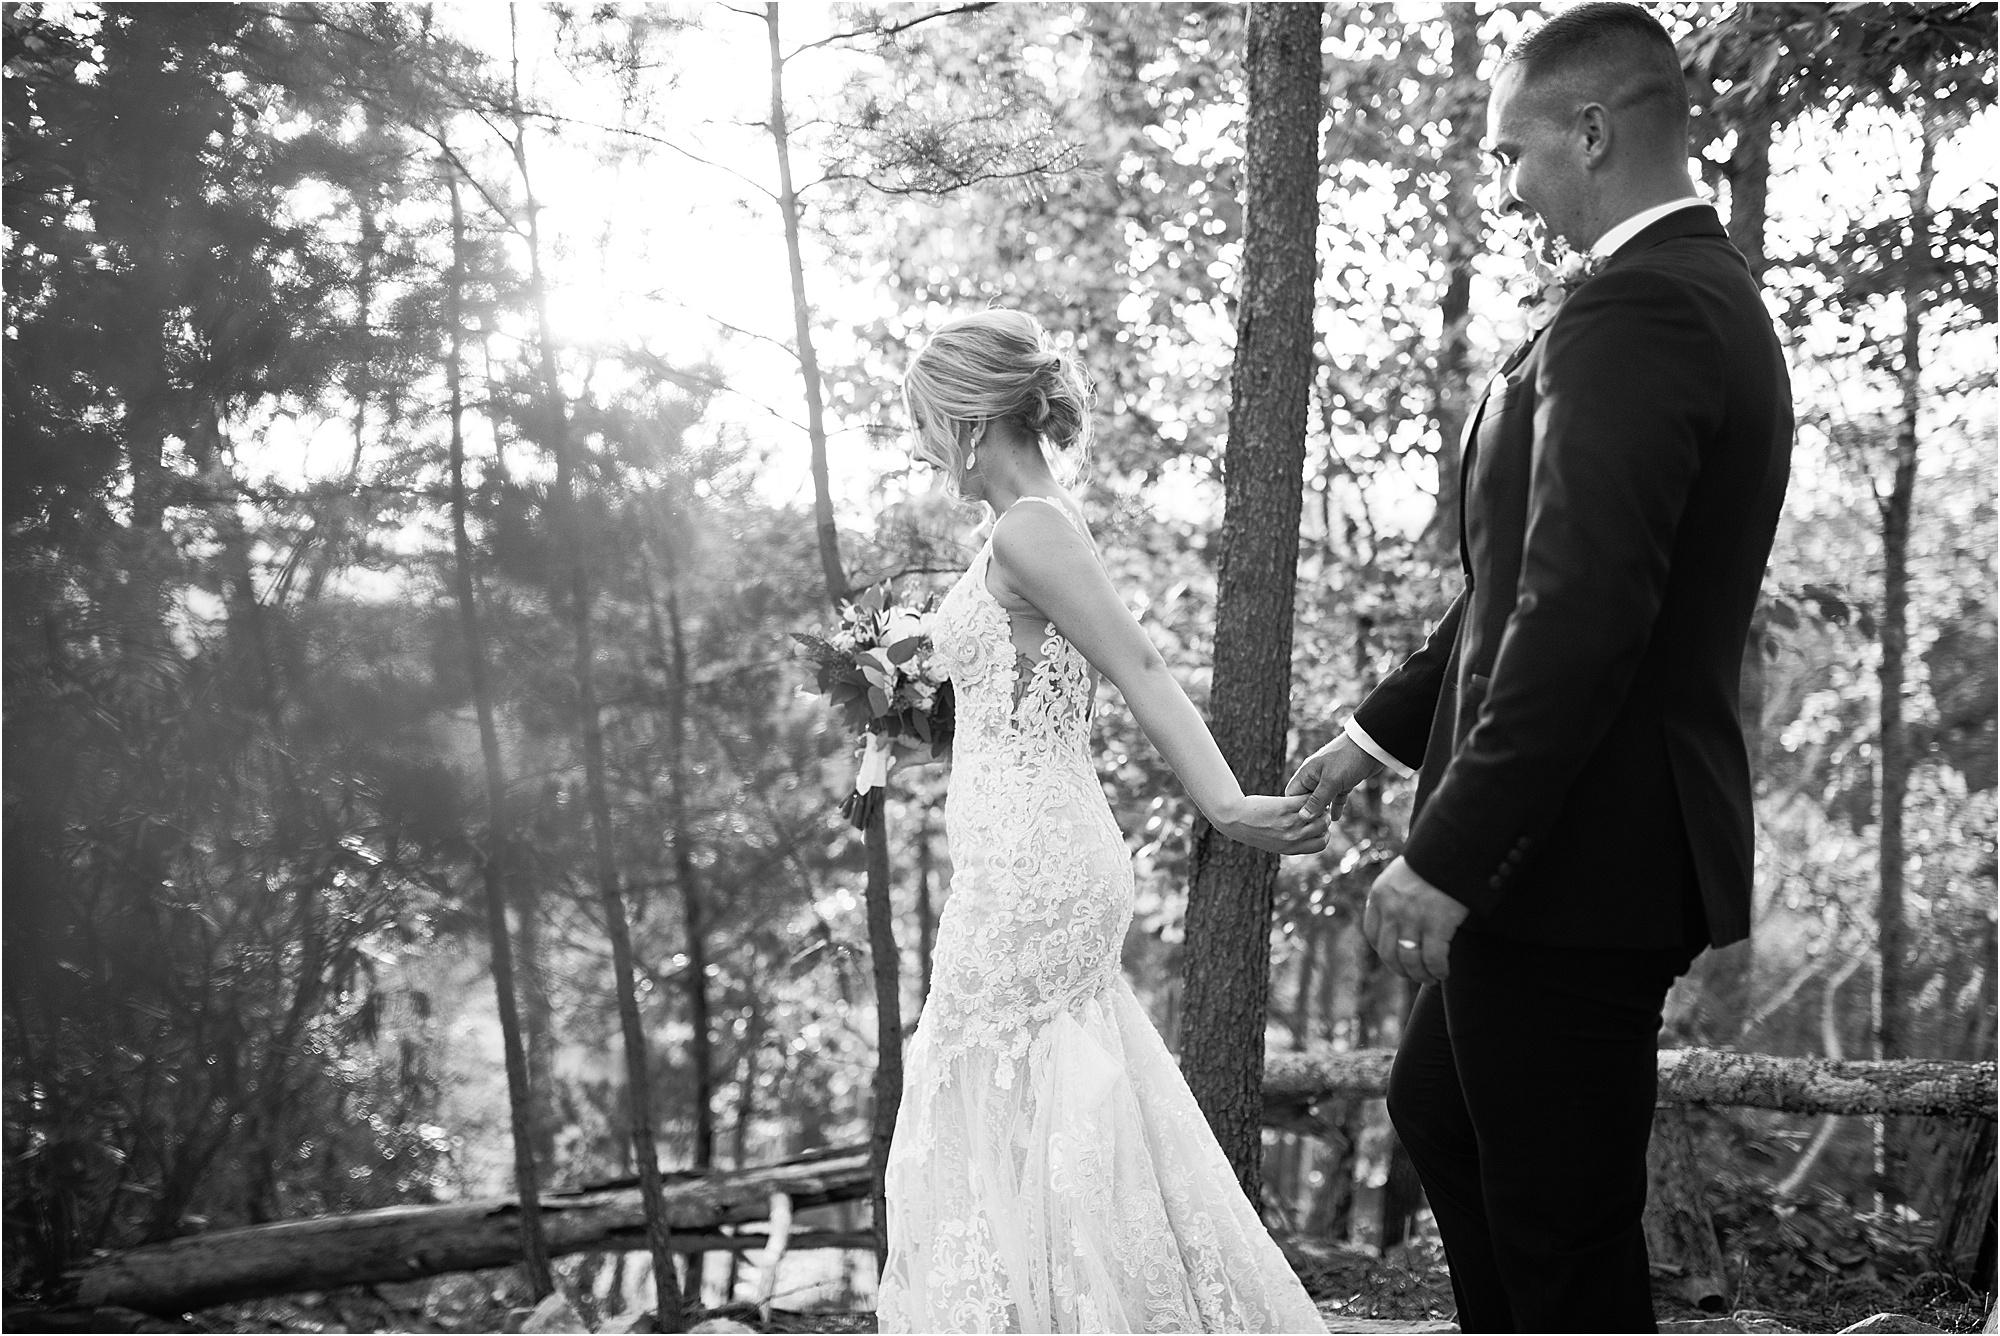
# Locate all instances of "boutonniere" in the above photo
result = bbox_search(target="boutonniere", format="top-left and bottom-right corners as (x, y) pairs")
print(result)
(1520, 246), (1606, 332)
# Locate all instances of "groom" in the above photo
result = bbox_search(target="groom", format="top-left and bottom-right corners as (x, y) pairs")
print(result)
(1288, 4), (1792, 1330)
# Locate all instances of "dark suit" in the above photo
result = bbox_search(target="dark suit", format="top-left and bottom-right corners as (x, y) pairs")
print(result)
(1355, 205), (1793, 1330)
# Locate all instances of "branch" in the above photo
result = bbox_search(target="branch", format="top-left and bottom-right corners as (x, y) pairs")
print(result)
(786, 1), (997, 58)
(641, 291), (799, 363)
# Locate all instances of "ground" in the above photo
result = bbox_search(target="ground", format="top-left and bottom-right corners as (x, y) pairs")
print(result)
(6, 1241), (1989, 1332)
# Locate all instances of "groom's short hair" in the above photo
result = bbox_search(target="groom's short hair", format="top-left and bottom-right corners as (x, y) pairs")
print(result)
(1501, 2), (1690, 148)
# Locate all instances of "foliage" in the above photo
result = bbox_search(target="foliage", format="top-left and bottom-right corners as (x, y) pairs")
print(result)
(1, 1), (1993, 1322)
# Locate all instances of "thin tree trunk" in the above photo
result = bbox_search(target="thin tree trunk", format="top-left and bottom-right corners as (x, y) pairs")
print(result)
(1723, 110), (1774, 284)
(1876, 114), (1935, 1209)
(443, 149), (553, 1301)
(727, 998), (764, 1300)
(1420, 0), (1485, 559)
(915, 815), (936, 1007)
(517, 874), (559, 1169)
(1290, 923), (1318, 1052)
(765, 2), (845, 602)
(653, 561), (714, 1309)
(1878, 119), (1932, 1069)
(507, 14), (683, 1326)
(764, 1), (898, 1269)
(1180, 0), (1324, 1202)
(863, 804), (901, 1268)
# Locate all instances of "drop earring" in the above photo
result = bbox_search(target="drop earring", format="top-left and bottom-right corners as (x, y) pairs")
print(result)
(963, 428), (982, 475)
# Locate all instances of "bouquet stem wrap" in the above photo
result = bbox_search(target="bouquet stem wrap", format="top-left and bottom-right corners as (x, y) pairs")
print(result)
(839, 731), (896, 830)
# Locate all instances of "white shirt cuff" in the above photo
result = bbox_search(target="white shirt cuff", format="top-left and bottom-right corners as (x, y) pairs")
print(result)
(1344, 716), (1416, 780)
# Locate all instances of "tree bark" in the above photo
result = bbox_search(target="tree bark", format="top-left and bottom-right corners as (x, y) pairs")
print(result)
(1264, 1046), (1997, 1119)
(506, 16), (684, 1326)
(70, 1147), (873, 1316)
(443, 148), (553, 1302)
(654, 562), (714, 1308)
(1878, 118), (1933, 1068)
(764, 6), (901, 1271)
(1180, 0), (1324, 1204)
(863, 804), (901, 1269)
(765, 2), (845, 602)
(915, 814), (936, 1008)
(1420, 0), (1486, 559)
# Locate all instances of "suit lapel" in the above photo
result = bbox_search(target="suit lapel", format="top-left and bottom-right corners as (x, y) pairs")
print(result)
(1456, 333), (1541, 577)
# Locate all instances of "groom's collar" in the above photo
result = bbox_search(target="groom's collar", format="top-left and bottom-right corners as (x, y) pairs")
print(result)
(1591, 197), (1715, 262)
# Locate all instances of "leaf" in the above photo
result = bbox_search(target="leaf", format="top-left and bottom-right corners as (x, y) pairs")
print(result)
(868, 685), (891, 716)
(885, 634), (925, 665)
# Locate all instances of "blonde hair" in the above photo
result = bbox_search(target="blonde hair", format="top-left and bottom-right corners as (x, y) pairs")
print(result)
(902, 309), (1094, 497)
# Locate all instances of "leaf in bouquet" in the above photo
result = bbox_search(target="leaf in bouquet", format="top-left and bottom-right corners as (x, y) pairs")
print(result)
(913, 711), (932, 744)
(790, 631), (848, 671)
(867, 685), (891, 717)
(885, 634), (926, 665)
(855, 584), (887, 614)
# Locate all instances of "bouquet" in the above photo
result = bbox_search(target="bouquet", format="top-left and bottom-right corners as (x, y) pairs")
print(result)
(792, 583), (955, 829)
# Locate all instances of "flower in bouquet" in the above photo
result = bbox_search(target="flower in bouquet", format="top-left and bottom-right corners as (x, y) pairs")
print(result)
(792, 583), (956, 829)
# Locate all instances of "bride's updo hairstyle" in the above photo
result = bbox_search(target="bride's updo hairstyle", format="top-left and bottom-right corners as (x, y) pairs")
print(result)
(903, 309), (1094, 497)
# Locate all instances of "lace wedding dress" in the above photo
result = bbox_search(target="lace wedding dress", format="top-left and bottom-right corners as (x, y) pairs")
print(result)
(876, 497), (1327, 1334)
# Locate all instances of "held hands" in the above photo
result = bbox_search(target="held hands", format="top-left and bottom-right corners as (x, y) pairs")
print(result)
(1213, 794), (1330, 856)
(1285, 733), (1382, 819)
(1363, 856), (1469, 986)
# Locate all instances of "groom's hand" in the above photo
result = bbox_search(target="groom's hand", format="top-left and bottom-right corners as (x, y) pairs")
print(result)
(1286, 733), (1381, 819)
(1364, 856), (1469, 986)
(1214, 794), (1330, 856)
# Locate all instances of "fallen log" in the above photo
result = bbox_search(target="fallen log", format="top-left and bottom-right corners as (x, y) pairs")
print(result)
(1261, 1047), (1997, 1122)
(71, 1048), (1998, 1315)
(71, 1145), (871, 1316)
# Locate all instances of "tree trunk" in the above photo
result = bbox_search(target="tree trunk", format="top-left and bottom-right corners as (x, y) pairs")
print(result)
(506, 17), (684, 1325)
(1878, 119), (1933, 1068)
(863, 804), (901, 1268)
(1420, 0), (1486, 558)
(1877, 113), (1936, 1209)
(1180, 0), (1324, 1204)
(764, 2), (845, 602)
(1289, 923), (1318, 1052)
(444, 148), (554, 1302)
(1722, 109), (1775, 284)
(516, 871), (559, 1170)
(71, 1146), (873, 1316)
(763, 6), (901, 1271)
(726, 998), (764, 1300)
(915, 814), (936, 1008)
(645, 554), (715, 1308)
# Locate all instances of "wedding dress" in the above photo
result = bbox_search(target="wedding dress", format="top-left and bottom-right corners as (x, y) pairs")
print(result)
(876, 497), (1327, 1334)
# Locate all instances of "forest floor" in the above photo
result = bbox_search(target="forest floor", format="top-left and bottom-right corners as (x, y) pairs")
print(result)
(1286, 1234), (1991, 1333)
(11, 1240), (1989, 1333)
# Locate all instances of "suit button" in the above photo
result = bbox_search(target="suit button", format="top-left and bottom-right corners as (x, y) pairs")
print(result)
(1505, 850), (1524, 867)
(1489, 874), (1506, 890)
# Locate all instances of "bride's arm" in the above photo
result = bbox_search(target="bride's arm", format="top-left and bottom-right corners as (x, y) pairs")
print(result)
(991, 505), (1326, 855)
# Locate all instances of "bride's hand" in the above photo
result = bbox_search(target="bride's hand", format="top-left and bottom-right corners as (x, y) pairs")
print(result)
(1212, 794), (1330, 856)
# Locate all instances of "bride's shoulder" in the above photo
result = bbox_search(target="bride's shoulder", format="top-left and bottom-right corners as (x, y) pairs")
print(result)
(993, 496), (1088, 554)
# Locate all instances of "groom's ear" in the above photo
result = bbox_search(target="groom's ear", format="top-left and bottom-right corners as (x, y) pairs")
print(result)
(1577, 102), (1612, 169)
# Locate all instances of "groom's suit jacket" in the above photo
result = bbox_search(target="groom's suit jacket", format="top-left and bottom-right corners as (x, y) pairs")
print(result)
(1353, 205), (1793, 951)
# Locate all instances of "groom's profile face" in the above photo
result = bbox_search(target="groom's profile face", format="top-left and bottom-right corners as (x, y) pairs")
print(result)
(1485, 63), (1586, 255)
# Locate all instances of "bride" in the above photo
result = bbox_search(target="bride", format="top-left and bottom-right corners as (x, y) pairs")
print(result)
(876, 309), (1331, 1334)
